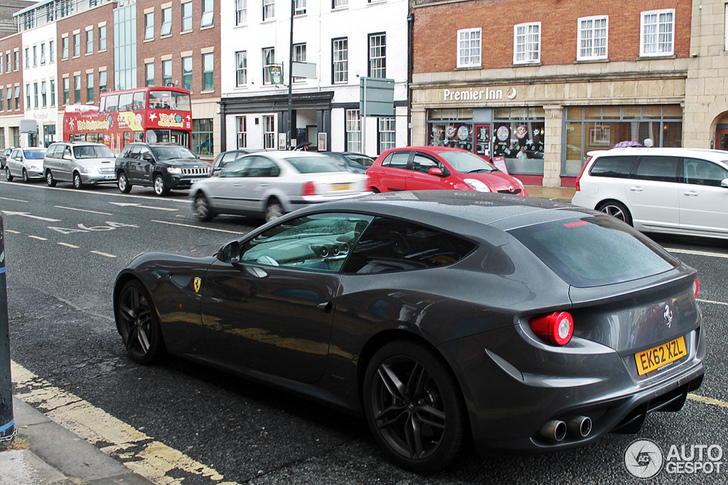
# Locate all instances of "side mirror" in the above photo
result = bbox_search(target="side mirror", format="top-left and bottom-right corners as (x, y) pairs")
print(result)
(217, 241), (241, 263)
(428, 167), (444, 177)
(721, 178), (728, 188)
(143, 153), (154, 162)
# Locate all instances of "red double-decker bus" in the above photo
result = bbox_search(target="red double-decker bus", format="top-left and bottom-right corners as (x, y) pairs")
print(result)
(63, 86), (192, 153)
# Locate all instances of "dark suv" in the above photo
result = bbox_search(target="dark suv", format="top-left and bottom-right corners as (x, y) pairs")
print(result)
(115, 142), (210, 196)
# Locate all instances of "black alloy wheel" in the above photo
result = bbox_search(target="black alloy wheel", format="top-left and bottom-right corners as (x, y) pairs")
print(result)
(46, 170), (56, 187)
(596, 200), (633, 226)
(363, 340), (466, 473)
(194, 193), (214, 221)
(5, 167), (13, 181)
(153, 174), (169, 196)
(115, 280), (165, 364)
(118, 172), (132, 193)
(73, 172), (83, 189)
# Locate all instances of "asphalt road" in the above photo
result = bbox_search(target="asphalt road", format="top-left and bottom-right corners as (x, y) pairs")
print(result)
(2, 179), (727, 484)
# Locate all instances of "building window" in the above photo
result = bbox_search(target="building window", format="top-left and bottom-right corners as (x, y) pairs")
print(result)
(145, 12), (154, 39)
(25, 48), (29, 68)
(62, 37), (69, 59)
(201, 0), (214, 27)
(32, 46), (37, 66)
(87, 73), (94, 102)
(346, 109), (361, 152)
(293, 43), (306, 81)
(263, 0), (274, 21)
(25, 84), (30, 108)
(145, 63), (154, 86)
(74, 75), (81, 103)
(86, 29), (93, 54)
(99, 71), (107, 93)
(332, 38), (348, 84)
(514, 22), (540, 64)
(378, 117), (395, 153)
(457, 28), (481, 68)
(236, 51), (247, 86)
(73, 33), (81, 57)
(368, 33), (386, 78)
(295, 0), (306, 15)
(161, 7), (172, 36)
(49, 41), (54, 62)
(99, 25), (106, 51)
(333, 0), (347, 8)
(162, 59), (172, 86)
(33, 83), (38, 108)
(0, 57), (3, 74)
(262, 47), (275, 84)
(14, 51), (19, 71)
(578, 16), (608, 60)
(641, 9), (675, 57)
(50, 79), (56, 106)
(263, 115), (276, 149)
(41, 82), (46, 107)
(14, 86), (20, 110)
(63, 78), (69, 104)
(0, 89), (3, 111)
(236, 0), (247, 25)
(181, 56), (192, 90)
(6, 53), (10, 72)
(40, 43), (45, 64)
(192, 119), (213, 156)
(237, 116), (247, 148)
(182, 2), (193, 32)
(203, 53), (214, 91)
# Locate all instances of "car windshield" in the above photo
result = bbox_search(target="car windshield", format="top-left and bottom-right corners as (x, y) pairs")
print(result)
(508, 216), (677, 287)
(74, 145), (115, 159)
(150, 145), (196, 161)
(23, 149), (45, 160)
(346, 154), (374, 168)
(440, 151), (497, 173)
(286, 155), (345, 173)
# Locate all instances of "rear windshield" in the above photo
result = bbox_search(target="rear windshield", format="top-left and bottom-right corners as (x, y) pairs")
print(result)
(508, 216), (677, 287)
(286, 155), (345, 173)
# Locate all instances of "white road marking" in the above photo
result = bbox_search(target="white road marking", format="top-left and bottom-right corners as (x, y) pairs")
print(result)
(666, 247), (728, 259)
(110, 202), (178, 212)
(0, 195), (28, 203)
(90, 250), (116, 258)
(0, 179), (189, 204)
(54, 205), (113, 216)
(152, 219), (246, 235)
(697, 298), (728, 307)
(11, 361), (239, 485)
(5, 229), (20, 234)
(57, 242), (80, 249)
(28, 235), (47, 241)
(2, 210), (61, 222)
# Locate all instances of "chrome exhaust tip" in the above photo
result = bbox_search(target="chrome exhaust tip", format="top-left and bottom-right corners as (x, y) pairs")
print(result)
(567, 416), (592, 439)
(540, 420), (567, 442)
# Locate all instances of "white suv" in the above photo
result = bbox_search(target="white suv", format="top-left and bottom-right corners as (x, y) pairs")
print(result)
(572, 147), (728, 239)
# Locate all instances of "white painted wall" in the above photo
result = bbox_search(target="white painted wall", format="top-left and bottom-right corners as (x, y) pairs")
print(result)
(21, 22), (58, 145)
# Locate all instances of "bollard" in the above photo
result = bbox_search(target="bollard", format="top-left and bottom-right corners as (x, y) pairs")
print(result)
(0, 215), (15, 448)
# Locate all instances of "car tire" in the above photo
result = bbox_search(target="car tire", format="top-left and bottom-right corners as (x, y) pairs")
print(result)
(118, 172), (132, 193)
(72, 172), (83, 189)
(596, 200), (633, 226)
(153, 174), (169, 196)
(22, 169), (29, 183)
(45, 170), (56, 187)
(194, 193), (214, 222)
(372, 187), (380, 193)
(363, 340), (467, 473)
(265, 199), (283, 223)
(114, 279), (165, 365)
(5, 167), (13, 181)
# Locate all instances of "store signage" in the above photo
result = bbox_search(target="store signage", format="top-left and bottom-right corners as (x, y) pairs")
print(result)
(443, 87), (517, 101)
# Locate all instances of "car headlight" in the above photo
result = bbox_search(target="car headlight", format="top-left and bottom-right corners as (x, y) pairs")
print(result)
(167, 167), (183, 175)
(464, 178), (491, 192)
(81, 167), (98, 174)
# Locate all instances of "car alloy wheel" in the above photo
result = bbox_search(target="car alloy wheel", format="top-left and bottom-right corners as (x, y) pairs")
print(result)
(73, 172), (83, 189)
(265, 200), (283, 222)
(22, 169), (29, 183)
(118, 172), (132, 193)
(115, 280), (165, 364)
(194, 193), (213, 221)
(597, 201), (632, 226)
(46, 170), (56, 187)
(363, 341), (466, 473)
(153, 174), (169, 196)
(5, 167), (13, 181)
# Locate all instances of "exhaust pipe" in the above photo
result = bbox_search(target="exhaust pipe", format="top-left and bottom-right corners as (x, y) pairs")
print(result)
(539, 420), (567, 442)
(567, 416), (592, 439)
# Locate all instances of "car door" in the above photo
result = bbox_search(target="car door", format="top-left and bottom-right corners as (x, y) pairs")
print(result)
(406, 152), (449, 190)
(208, 157), (252, 212)
(200, 212), (373, 383)
(623, 155), (680, 231)
(377, 151), (411, 191)
(240, 156), (282, 214)
(135, 146), (155, 184)
(57, 145), (74, 181)
(7, 149), (21, 176)
(678, 157), (728, 236)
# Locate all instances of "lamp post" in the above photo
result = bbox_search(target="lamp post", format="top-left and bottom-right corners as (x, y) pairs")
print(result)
(286, 0), (295, 150)
(0, 216), (14, 449)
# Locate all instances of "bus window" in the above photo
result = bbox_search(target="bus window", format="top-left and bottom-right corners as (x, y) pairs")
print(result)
(119, 93), (133, 111)
(99, 96), (106, 112)
(134, 131), (144, 142)
(106, 95), (119, 112)
(133, 91), (146, 111)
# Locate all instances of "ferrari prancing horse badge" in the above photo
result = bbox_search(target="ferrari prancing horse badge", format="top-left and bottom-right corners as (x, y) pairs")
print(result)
(193, 277), (202, 293)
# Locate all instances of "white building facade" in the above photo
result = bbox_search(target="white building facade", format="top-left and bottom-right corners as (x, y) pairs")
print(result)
(20, 20), (57, 147)
(219, 0), (409, 156)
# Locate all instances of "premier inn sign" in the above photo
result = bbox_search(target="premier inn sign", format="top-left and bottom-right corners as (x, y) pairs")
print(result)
(443, 87), (517, 102)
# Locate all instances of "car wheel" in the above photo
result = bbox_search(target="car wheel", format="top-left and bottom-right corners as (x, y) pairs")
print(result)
(5, 167), (13, 181)
(265, 199), (283, 223)
(45, 170), (56, 187)
(194, 193), (214, 221)
(372, 187), (380, 193)
(22, 169), (29, 183)
(118, 172), (132, 193)
(363, 340), (466, 473)
(115, 280), (165, 364)
(72, 172), (83, 189)
(596, 201), (633, 226)
(153, 174), (169, 196)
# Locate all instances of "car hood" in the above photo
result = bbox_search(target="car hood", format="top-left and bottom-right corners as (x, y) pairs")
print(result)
(462, 171), (525, 192)
(158, 158), (206, 168)
(77, 157), (116, 168)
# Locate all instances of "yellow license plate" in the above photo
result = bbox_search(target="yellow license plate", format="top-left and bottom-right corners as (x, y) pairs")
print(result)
(635, 336), (687, 376)
(332, 183), (351, 191)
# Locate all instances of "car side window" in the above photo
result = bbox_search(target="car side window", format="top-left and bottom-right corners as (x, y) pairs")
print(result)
(382, 151), (410, 169)
(684, 158), (728, 187)
(247, 158), (280, 177)
(63, 147), (73, 159)
(138, 147), (152, 161)
(220, 158), (251, 177)
(240, 213), (374, 272)
(412, 154), (440, 174)
(343, 217), (477, 274)
(633, 156), (678, 183)
(589, 156), (637, 178)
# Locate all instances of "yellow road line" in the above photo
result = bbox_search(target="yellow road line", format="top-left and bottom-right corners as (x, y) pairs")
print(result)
(688, 393), (728, 409)
(90, 250), (116, 258)
(57, 242), (80, 249)
(28, 235), (47, 241)
(5, 229), (20, 234)
(11, 361), (238, 485)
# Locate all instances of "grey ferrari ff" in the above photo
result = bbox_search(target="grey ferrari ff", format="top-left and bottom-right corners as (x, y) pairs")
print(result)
(113, 191), (705, 473)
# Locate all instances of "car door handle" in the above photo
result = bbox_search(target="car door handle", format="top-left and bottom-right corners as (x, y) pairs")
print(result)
(629, 186), (643, 192)
(257, 183), (269, 188)
(684, 190), (699, 197)
(317, 301), (332, 313)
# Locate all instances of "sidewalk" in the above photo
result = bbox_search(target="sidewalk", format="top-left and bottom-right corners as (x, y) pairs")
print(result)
(525, 185), (575, 202)
(0, 397), (153, 485)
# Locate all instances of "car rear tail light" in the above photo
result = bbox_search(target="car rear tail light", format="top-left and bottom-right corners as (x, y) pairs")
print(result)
(529, 311), (574, 346)
(302, 181), (317, 196)
(694, 277), (700, 298)
(574, 157), (591, 192)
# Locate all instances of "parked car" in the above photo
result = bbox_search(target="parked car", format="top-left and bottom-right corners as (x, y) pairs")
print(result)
(191, 151), (370, 222)
(43, 141), (117, 189)
(572, 147), (728, 239)
(321, 151), (375, 173)
(210, 149), (262, 176)
(4, 147), (47, 182)
(114, 191), (704, 473)
(367, 146), (528, 195)
(0, 147), (13, 169)
(115, 142), (210, 196)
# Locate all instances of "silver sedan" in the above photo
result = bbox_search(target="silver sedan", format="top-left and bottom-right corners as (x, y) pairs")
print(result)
(5, 147), (47, 182)
(191, 151), (371, 222)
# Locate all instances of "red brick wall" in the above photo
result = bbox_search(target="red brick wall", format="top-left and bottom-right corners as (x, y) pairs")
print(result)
(412, 0), (692, 73)
(0, 33), (24, 114)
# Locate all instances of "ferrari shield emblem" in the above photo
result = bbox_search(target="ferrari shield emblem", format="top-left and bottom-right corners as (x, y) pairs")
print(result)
(193, 277), (202, 293)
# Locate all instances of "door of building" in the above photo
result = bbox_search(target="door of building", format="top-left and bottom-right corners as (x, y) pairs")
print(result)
(475, 124), (491, 159)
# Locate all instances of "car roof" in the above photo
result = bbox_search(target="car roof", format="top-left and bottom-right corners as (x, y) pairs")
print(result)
(385, 146), (470, 154)
(591, 147), (728, 163)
